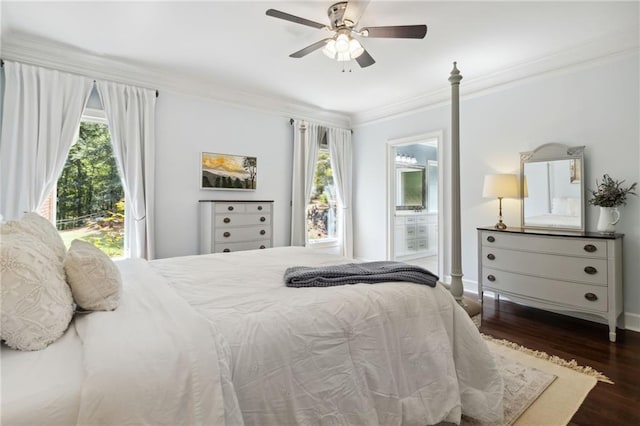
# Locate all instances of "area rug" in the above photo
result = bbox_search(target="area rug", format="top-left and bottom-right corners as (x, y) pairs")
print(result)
(461, 334), (613, 426)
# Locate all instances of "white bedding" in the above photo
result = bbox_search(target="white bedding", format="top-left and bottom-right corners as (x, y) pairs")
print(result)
(2, 247), (503, 426)
(1, 259), (242, 426)
(1, 325), (84, 425)
(151, 247), (504, 425)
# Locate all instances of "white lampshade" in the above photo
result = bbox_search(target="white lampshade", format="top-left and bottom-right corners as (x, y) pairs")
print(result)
(349, 38), (364, 58)
(322, 39), (337, 59)
(483, 174), (519, 199)
(335, 33), (350, 53)
(336, 51), (351, 62)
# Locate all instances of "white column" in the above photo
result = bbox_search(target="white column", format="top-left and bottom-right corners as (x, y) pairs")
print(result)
(448, 62), (464, 304)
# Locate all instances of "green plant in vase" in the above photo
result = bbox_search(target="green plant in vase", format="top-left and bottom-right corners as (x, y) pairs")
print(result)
(588, 174), (637, 233)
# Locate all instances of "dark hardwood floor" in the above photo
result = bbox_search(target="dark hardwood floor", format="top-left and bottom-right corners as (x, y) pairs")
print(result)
(478, 297), (640, 425)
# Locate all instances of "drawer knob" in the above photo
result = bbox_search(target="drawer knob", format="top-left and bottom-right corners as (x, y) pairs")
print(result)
(227, 206), (234, 211)
(260, 230), (266, 235)
(258, 206), (263, 211)
(223, 232), (231, 238)
(223, 248), (231, 253)
(260, 216), (266, 222)
(487, 253), (495, 260)
(584, 266), (598, 275)
(259, 245), (266, 249)
(223, 217), (231, 224)
(584, 292), (598, 302)
(583, 244), (597, 253)
(487, 274), (496, 282)
(487, 236), (495, 243)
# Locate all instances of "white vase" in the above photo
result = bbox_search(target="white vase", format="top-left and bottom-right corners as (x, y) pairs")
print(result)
(596, 206), (621, 233)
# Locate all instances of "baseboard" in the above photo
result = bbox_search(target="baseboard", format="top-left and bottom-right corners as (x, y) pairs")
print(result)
(625, 312), (640, 333)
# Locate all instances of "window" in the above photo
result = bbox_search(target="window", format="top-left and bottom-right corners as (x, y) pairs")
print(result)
(45, 117), (124, 258)
(307, 141), (337, 244)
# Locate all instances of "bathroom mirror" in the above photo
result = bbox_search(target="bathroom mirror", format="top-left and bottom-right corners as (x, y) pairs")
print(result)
(396, 165), (425, 210)
(521, 143), (585, 231)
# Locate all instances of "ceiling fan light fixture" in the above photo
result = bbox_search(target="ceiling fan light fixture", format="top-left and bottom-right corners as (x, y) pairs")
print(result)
(335, 33), (350, 53)
(336, 51), (351, 62)
(348, 38), (364, 58)
(322, 39), (337, 59)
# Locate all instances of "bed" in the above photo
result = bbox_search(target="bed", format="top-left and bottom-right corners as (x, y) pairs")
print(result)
(2, 64), (504, 425)
(3, 247), (503, 425)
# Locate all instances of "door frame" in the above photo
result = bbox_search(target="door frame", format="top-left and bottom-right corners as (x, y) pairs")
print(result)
(386, 130), (447, 277)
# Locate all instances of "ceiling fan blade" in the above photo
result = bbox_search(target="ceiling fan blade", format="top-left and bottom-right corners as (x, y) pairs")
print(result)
(361, 25), (427, 39)
(355, 49), (375, 68)
(343, 0), (371, 26)
(266, 9), (326, 29)
(289, 39), (331, 58)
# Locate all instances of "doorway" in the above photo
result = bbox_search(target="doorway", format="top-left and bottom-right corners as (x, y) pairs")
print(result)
(387, 132), (445, 276)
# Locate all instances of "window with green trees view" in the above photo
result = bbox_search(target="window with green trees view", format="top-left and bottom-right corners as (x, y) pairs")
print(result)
(307, 149), (337, 242)
(56, 121), (124, 257)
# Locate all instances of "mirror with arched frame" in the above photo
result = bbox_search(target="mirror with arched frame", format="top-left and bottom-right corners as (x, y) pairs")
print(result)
(520, 143), (585, 231)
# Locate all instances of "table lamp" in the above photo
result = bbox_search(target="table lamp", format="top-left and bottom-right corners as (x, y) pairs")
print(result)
(483, 174), (519, 230)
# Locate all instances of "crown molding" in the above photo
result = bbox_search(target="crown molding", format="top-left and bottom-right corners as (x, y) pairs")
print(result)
(3, 28), (637, 130)
(350, 29), (640, 127)
(1, 33), (351, 128)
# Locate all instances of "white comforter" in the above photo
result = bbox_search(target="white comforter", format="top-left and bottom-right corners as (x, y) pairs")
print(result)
(151, 247), (504, 425)
(2, 248), (502, 426)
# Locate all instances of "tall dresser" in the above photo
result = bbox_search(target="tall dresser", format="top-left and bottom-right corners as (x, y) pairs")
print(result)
(477, 227), (624, 342)
(200, 200), (273, 254)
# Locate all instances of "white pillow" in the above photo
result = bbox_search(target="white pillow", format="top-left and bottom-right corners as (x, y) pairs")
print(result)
(0, 232), (74, 351)
(1, 212), (66, 263)
(64, 239), (122, 311)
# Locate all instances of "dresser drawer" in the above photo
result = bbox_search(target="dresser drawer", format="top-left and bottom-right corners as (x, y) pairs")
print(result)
(215, 226), (272, 242)
(215, 239), (272, 253)
(482, 268), (607, 312)
(482, 246), (607, 286)
(214, 203), (247, 213)
(214, 213), (271, 227)
(481, 231), (608, 258)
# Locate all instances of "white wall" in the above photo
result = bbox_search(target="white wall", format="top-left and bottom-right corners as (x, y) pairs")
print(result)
(353, 53), (640, 317)
(154, 92), (294, 258)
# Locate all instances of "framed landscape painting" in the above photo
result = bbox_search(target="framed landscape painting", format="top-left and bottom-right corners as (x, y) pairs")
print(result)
(201, 152), (257, 190)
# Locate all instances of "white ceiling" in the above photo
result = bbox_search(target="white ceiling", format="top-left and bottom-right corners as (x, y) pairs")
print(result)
(2, 1), (638, 124)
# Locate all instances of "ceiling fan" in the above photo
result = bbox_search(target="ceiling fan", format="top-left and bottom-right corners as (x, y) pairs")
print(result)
(266, 1), (427, 68)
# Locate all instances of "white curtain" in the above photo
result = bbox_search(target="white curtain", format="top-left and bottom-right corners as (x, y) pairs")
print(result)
(96, 81), (156, 259)
(327, 127), (353, 258)
(0, 61), (93, 220)
(290, 120), (323, 246)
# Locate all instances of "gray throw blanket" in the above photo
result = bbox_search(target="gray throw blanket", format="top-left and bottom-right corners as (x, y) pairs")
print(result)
(284, 261), (439, 288)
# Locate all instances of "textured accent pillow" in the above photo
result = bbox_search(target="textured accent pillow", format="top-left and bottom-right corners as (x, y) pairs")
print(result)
(64, 239), (122, 311)
(0, 212), (66, 263)
(0, 232), (74, 351)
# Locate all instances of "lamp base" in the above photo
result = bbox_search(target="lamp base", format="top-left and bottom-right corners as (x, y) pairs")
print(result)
(494, 221), (507, 230)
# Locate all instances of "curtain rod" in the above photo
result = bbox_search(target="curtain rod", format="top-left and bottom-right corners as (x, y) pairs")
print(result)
(1, 58), (158, 98)
(289, 118), (353, 134)
(91, 79), (159, 98)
